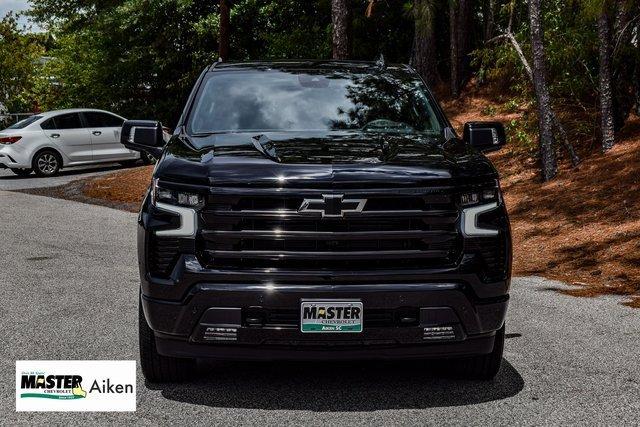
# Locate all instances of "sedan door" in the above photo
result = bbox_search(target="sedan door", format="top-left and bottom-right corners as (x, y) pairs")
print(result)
(41, 113), (93, 163)
(82, 112), (138, 161)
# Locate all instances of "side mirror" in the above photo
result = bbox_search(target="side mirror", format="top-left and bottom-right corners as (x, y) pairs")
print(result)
(463, 121), (506, 153)
(121, 120), (165, 158)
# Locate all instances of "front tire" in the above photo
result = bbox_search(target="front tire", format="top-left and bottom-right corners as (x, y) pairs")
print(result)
(458, 324), (505, 380)
(32, 150), (61, 176)
(139, 297), (195, 383)
(10, 168), (33, 176)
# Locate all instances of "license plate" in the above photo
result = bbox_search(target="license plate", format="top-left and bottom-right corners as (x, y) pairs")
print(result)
(300, 300), (363, 333)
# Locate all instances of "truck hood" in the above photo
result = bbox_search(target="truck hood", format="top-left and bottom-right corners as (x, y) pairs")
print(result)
(155, 131), (498, 187)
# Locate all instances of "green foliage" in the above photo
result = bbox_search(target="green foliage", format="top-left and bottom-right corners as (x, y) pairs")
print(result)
(0, 13), (44, 112)
(30, 0), (220, 124)
(481, 104), (497, 116)
(29, 0), (342, 124)
(15, 0), (639, 141)
(505, 117), (536, 151)
(25, 0), (418, 125)
(230, 0), (332, 60)
(474, 1), (603, 110)
(503, 99), (520, 113)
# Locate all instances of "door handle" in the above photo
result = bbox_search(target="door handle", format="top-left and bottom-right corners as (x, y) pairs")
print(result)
(92, 131), (102, 136)
(50, 133), (60, 138)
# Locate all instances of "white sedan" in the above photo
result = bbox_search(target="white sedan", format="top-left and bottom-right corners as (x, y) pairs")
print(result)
(0, 108), (144, 176)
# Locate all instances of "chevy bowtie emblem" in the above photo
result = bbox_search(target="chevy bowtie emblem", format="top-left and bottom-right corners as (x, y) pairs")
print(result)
(298, 195), (367, 218)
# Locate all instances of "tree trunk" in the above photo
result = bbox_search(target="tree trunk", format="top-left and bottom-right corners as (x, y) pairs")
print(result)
(449, 0), (459, 96)
(496, 32), (580, 166)
(411, 0), (438, 85)
(457, 0), (473, 88)
(218, 0), (230, 61)
(484, 0), (496, 41)
(611, 0), (634, 131)
(528, 0), (557, 181)
(635, 22), (640, 115)
(449, 0), (472, 95)
(597, 10), (615, 151)
(331, 0), (351, 60)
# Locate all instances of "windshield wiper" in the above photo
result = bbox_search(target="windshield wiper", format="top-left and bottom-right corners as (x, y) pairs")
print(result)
(251, 134), (281, 162)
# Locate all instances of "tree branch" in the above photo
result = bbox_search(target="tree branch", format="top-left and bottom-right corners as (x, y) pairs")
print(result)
(487, 28), (580, 166)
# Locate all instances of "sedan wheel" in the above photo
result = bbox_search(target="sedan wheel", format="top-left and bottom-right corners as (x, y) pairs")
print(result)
(33, 152), (61, 176)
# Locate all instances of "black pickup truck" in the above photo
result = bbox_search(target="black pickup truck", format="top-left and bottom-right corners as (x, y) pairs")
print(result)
(123, 60), (511, 382)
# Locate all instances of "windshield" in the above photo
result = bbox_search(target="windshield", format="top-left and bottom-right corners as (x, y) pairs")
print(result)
(188, 69), (444, 136)
(5, 115), (42, 130)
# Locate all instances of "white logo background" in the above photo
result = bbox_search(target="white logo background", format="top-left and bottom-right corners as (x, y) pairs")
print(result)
(16, 360), (136, 412)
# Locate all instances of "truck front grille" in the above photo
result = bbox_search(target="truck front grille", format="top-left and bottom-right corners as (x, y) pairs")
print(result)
(197, 187), (462, 271)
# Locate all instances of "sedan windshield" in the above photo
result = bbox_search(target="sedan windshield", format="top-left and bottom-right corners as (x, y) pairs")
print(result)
(188, 68), (443, 136)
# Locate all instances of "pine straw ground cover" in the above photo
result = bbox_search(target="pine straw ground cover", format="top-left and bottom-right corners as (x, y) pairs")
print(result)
(443, 87), (640, 307)
(76, 91), (640, 307)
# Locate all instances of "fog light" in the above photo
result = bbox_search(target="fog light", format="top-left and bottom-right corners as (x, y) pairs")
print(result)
(423, 326), (456, 341)
(203, 326), (238, 342)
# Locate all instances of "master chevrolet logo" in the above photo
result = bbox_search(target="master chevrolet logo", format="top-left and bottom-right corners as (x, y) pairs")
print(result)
(20, 374), (87, 400)
(298, 194), (367, 218)
(16, 361), (137, 411)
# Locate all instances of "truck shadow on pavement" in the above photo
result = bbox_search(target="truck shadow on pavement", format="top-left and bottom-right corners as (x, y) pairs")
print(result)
(147, 358), (524, 411)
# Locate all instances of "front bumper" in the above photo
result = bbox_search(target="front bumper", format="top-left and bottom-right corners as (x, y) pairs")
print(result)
(142, 277), (508, 360)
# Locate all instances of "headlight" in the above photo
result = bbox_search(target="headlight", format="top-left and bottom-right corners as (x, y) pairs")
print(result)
(460, 187), (501, 237)
(150, 179), (200, 238)
(460, 188), (499, 207)
(152, 178), (203, 207)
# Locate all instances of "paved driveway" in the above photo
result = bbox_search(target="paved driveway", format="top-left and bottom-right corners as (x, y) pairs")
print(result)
(0, 163), (129, 191)
(0, 190), (638, 425)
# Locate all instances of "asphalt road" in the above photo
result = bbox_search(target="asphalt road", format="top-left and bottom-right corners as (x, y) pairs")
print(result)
(1, 190), (638, 425)
(0, 163), (131, 191)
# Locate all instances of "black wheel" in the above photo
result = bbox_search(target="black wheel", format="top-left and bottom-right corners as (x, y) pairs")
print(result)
(32, 150), (61, 176)
(139, 297), (195, 383)
(458, 324), (505, 380)
(140, 151), (157, 165)
(10, 168), (33, 176)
